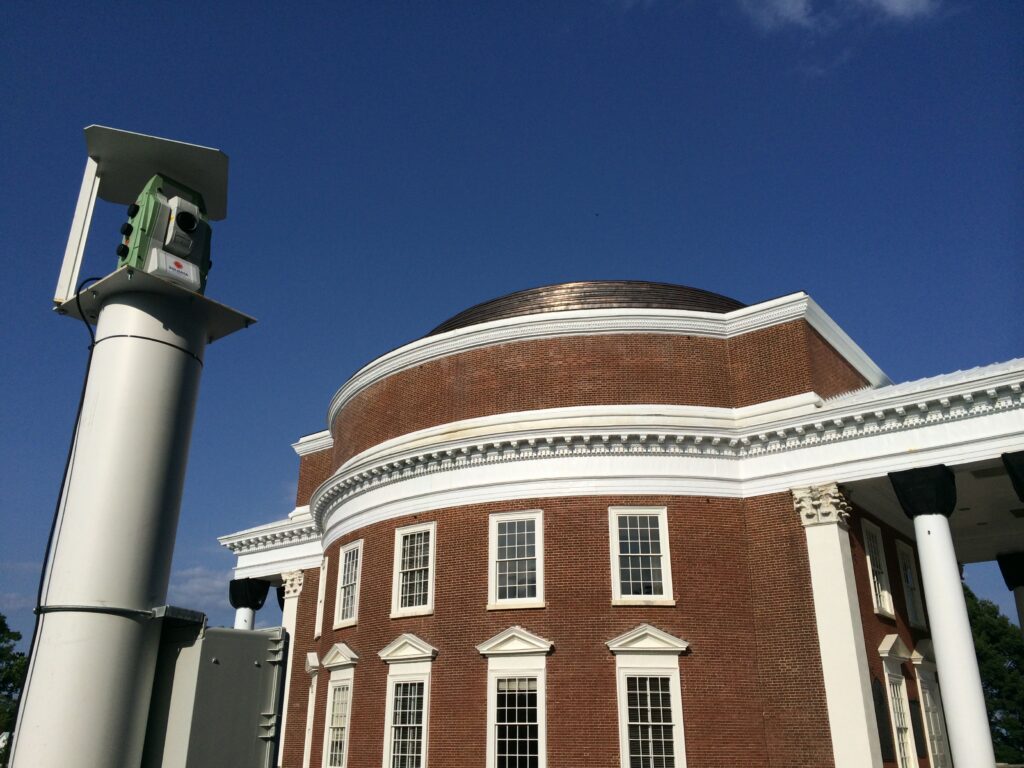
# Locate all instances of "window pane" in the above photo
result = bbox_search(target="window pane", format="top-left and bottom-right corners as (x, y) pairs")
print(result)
(626, 676), (675, 768)
(391, 681), (425, 768)
(496, 519), (537, 600)
(326, 684), (350, 767)
(496, 677), (538, 768)
(339, 546), (360, 621)
(618, 516), (664, 596)
(400, 531), (431, 608)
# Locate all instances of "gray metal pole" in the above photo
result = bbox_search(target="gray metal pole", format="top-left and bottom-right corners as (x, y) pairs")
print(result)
(12, 290), (207, 768)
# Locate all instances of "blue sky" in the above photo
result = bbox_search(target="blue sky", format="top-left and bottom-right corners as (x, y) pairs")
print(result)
(1, 1), (1021, 644)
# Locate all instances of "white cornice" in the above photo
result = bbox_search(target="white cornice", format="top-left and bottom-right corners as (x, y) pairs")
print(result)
(311, 362), (1024, 537)
(325, 293), (890, 428)
(218, 506), (318, 555)
(607, 624), (689, 655)
(292, 430), (333, 456)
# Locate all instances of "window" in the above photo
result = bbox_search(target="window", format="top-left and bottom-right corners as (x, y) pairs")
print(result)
(488, 510), (545, 610)
(477, 626), (552, 768)
(912, 643), (952, 768)
(391, 522), (437, 618)
(321, 642), (358, 768)
(861, 520), (894, 617)
(334, 540), (364, 629)
(895, 541), (926, 629)
(879, 634), (919, 768)
(609, 507), (675, 605)
(379, 633), (437, 768)
(314, 557), (329, 639)
(607, 624), (689, 768)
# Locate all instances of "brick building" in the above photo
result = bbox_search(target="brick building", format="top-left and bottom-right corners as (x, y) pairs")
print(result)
(220, 281), (1024, 768)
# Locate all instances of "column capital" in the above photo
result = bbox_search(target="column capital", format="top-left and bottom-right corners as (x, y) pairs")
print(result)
(888, 464), (957, 519)
(793, 483), (852, 528)
(997, 552), (1024, 591)
(282, 570), (305, 599)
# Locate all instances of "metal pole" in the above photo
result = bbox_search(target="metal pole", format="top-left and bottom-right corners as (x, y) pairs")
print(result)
(12, 290), (207, 768)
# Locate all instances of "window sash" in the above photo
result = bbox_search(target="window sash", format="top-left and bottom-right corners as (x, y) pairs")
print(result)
(617, 515), (665, 596)
(896, 543), (926, 628)
(496, 519), (537, 601)
(399, 531), (431, 608)
(888, 675), (913, 768)
(390, 681), (426, 768)
(494, 677), (539, 768)
(625, 676), (676, 768)
(325, 683), (350, 768)
(862, 521), (894, 616)
(338, 545), (360, 622)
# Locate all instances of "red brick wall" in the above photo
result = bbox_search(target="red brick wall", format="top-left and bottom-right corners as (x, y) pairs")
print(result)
(282, 493), (833, 768)
(848, 504), (931, 768)
(296, 449), (333, 507)
(331, 320), (869, 467)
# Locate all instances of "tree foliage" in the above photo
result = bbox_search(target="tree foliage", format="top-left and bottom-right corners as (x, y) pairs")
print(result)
(966, 585), (1024, 762)
(0, 612), (28, 763)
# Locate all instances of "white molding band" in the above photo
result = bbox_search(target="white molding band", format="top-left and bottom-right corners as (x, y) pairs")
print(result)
(309, 369), (1024, 548)
(793, 485), (882, 768)
(293, 430), (334, 456)
(325, 293), (890, 427)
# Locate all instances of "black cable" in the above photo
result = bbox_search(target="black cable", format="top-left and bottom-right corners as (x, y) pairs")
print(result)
(13, 276), (103, 755)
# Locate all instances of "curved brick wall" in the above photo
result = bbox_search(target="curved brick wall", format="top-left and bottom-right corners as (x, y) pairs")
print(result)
(283, 493), (835, 768)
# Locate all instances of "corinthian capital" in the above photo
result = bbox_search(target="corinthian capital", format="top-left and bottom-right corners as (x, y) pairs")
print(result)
(793, 483), (852, 528)
(282, 570), (305, 599)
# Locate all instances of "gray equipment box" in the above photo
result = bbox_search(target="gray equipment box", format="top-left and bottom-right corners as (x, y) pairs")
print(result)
(142, 611), (287, 768)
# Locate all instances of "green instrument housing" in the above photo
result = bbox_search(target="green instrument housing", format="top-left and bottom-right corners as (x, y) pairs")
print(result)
(118, 174), (213, 293)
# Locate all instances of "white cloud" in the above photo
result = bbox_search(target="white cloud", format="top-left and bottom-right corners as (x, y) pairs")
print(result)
(167, 565), (234, 617)
(737, 0), (939, 30)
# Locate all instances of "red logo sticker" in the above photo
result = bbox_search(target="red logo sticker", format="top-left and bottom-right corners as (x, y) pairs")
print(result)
(173, 261), (184, 269)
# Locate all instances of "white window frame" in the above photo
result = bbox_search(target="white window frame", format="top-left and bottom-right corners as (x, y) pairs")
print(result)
(321, 642), (358, 768)
(391, 521), (437, 618)
(607, 624), (689, 768)
(608, 506), (675, 606)
(334, 539), (364, 629)
(912, 642), (952, 768)
(879, 634), (919, 768)
(314, 557), (329, 639)
(895, 540), (927, 629)
(487, 510), (545, 610)
(861, 519), (894, 618)
(303, 653), (320, 768)
(477, 626), (553, 768)
(379, 634), (437, 768)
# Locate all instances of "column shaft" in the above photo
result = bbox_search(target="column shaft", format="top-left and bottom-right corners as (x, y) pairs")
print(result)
(913, 513), (995, 767)
(234, 607), (255, 630)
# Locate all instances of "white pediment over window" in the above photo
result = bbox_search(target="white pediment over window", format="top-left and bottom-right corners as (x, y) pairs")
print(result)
(322, 641), (359, 669)
(477, 626), (554, 657)
(606, 624), (690, 655)
(378, 633), (438, 664)
(305, 651), (320, 675)
(878, 633), (912, 661)
(910, 638), (934, 666)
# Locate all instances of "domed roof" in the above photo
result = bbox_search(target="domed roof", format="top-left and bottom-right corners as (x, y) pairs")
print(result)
(428, 280), (746, 336)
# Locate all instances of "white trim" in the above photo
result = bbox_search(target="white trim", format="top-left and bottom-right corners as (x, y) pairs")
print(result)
(295, 430), (334, 456)
(219, 506), (318, 555)
(326, 293), (890, 427)
(390, 521), (437, 619)
(861, 520), (895, 618)
(487, 510), (545, 610)
(911, 644), (952, 768)
(608, 625), (688, 768)
(314, 556), (329, 639)
(321, 647), (356, 768)
(608, 506), (675, 606)
(478, 627), (550, 768)
(302, 655), (320, 768)
(794, 485), (883, 768)
(380, 633), (434, 768)
(313, 377), (1024, 547)
(333, 540), (364, 629)
(895, 540), (927, 630)
(878, 635), (919, 768)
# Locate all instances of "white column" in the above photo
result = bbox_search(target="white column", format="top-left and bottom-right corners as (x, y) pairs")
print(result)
(234, 607), (255, 630)
(793, 485), (882, 768)
(913, 512), (996, 767)
(278, 570), (304, 767)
